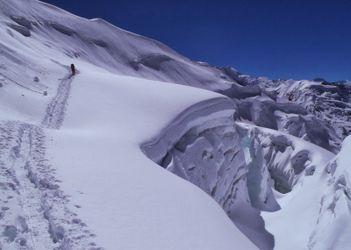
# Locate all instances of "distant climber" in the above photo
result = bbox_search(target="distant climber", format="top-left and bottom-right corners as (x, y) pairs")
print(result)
(70, 63), (76, 76)
(288, 92), (294, 101)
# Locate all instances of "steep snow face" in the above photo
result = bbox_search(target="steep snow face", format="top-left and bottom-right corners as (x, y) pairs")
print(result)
(0, 0), (235, 91)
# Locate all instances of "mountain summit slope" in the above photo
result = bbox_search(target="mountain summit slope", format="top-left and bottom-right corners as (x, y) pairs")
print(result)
(0, 0), (236, 90)
(0, 0), (350, 249)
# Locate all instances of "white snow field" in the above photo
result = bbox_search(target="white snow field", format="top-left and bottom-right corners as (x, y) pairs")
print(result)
(1, 0), (351, 249)
(0, 0), (256, 249)
(47, 63), (256, 250)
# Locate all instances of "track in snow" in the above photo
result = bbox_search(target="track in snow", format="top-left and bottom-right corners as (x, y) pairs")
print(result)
(41, 73), (74, 129)
(0, 71), (101, 249)
(0, 123), (55, 250)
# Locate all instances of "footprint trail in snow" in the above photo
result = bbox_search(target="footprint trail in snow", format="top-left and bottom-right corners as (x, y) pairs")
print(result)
(0, 72), (101, 249)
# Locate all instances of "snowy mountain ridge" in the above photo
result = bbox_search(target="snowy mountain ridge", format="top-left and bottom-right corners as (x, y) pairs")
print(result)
(0, 0), (350, 249)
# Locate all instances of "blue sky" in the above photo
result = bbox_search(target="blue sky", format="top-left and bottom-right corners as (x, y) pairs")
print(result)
(43, 0), (351, 81)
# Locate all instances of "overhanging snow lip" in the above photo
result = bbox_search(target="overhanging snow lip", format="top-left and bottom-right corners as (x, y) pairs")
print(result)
(140, 97), (236, 164)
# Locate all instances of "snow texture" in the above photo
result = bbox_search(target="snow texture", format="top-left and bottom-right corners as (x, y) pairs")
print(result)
(0, 0), (350, 249)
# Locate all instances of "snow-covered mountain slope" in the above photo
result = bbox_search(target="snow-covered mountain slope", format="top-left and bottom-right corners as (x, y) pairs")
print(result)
(0, 0), (236, 91)
(45, 62), (257, 250)
(0, 0), (257, 249)
(2, 0), (350, 154)
(1, 0), (350, 249)
(0, 63), (258, 249)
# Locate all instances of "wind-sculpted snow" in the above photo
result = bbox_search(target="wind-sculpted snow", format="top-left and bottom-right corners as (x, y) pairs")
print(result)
(7, 23), (31, 37)
(142, 98), (276, 250)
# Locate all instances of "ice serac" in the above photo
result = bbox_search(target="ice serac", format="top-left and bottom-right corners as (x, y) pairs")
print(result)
(221, 75), (351, 153)
(237, 123), (321, 194)
(258, 79), (351, 152)
(142, 97), (277, 250)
